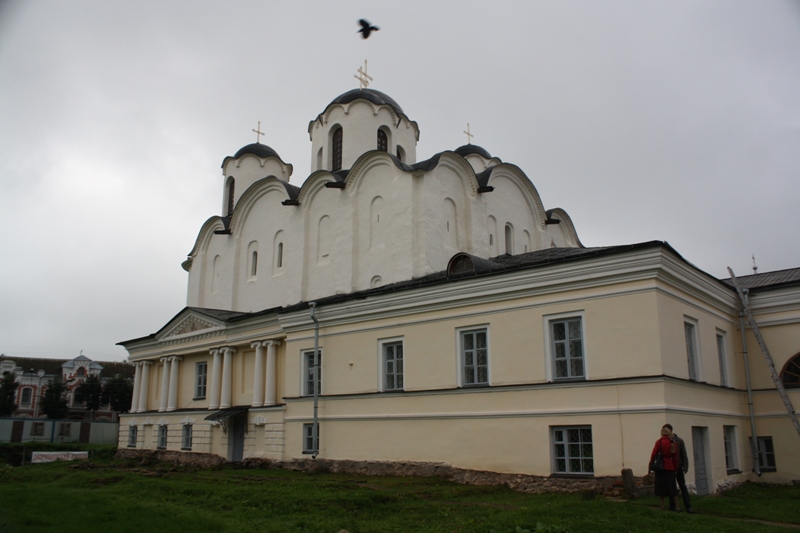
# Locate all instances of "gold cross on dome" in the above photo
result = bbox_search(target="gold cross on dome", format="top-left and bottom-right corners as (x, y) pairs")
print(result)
(463, 123), (474, 144)
(252, 121), (265, 143)
(354, 59), (373, 89)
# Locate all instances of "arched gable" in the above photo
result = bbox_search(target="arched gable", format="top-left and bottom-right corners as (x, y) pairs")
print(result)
(182, 216), (227, 271)
(229, 178), (293, 237)
(485, 164), (548, 230)
(546, 208), (583, 248)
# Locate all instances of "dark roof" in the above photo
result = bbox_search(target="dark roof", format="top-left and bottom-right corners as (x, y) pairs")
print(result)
(329, 88), (404, 115)
(454, 144), (492, 159)
(233, 143), (280, 160)
(721, 267), (800, 292)
(0, 355), (134, 379)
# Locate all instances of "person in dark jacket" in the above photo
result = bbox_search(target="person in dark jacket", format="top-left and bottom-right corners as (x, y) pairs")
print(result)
(649, 426), (680, 511)
(664, 423), (694, 513)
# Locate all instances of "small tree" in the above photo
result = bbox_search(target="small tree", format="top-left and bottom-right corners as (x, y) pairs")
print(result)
(102, 374), (133, 414)
(41, 376), (70, 420)
(0, 373), (19, 417)
(74, 374), (104, 420)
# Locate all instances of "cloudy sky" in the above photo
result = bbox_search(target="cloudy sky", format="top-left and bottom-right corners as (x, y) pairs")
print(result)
(1, 0), (798, 362)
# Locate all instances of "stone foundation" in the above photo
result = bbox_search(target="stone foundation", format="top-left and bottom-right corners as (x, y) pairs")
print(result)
(115, 449), (653, 497)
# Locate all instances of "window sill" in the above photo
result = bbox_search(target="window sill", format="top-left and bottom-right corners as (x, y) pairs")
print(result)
(181, 447), (192, 451)
(157, 447), (166, 450)
(127, 445), (136, 448)
(193, 397), (206, 401)
(461, 383), (490, 388)
(553, 377), (586, 383)
(549, 473), (594, 479)
(726, 469), (742, 475)
(758, 467), (777, 473)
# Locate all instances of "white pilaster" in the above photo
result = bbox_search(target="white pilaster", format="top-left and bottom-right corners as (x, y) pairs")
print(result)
(131, 362), (142, 413)
(137, 361), (152, 413)
(220, 346), (236, 409)
(264, 340), (281, 406)
(251, 341), (265, 408)
(158, 357), (170, 412)
(209, 348), (221, 410)
(167, 356), (183, 411)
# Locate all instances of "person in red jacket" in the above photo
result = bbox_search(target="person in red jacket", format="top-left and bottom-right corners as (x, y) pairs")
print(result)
(649, 426), (680, 511)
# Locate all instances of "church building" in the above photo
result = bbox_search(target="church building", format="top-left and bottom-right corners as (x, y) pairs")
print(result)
(118, 83), (800, 493)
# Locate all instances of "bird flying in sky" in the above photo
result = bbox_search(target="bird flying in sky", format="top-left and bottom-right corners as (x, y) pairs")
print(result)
(358, 19), (379, 39)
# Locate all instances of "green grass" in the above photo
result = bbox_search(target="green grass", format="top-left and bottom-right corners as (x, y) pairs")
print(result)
(0, 458), (798, 532)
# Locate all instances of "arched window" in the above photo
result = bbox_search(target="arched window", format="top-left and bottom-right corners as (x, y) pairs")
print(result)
(227, 178), (235, 216)
(781, 353), (800, 388)
(396, 145), (405, 162)
(20, 388), (32, 406)
(332, 127), (343, 171)
(504, 224), (514, 255)
(76, 367), (86, 377)
(377, 129), (388, 152)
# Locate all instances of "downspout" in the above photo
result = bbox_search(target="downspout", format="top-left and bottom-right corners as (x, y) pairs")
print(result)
(739, 289), (761, 476)
(309, 302), (320, 459)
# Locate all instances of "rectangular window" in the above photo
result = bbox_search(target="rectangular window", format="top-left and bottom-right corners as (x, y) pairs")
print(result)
(20, 388), (32, 407)
(128, 426), (138, 447)
(684, 320), (699, 381)
(552, 426), (594, 474)
(723, 425), (739, 473)
(551, 318), (584, 380)
(717, 332), (728, 386)
(58, 423), (71, 437)
(304, 350), (322, 396)
(461, 328), (489, 386)
(382, 341), (404, 391)
(30, 422), (44, 436)
(158, 425), (168, 449)
(754, 436), (776, 471)
(302, 422), (318, 454)
(195, 362), (208, 399)
(182, 425), (193, 450)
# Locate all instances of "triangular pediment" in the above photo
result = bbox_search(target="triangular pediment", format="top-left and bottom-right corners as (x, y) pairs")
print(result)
(158, 310), (226, 341)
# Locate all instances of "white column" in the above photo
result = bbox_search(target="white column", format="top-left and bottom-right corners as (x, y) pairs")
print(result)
(220, 346), (236, 409)
(131, 363), (142, 413)
(167, 356), (183, 412)
(208, 348), (221, 410)
(158, 357), (170, 412)
(137, 361), (152, 413)
(251, 341), (265, 408)
(264, 340), (280, 406)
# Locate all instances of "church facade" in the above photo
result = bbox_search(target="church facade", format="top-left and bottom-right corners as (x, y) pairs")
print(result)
(118, 87), (800, 493)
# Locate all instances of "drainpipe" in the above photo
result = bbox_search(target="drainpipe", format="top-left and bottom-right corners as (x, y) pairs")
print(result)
(309, 302), (320, 459)
(739, 289), (760, 476)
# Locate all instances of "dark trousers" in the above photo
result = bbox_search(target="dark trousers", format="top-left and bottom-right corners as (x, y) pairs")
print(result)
(670, 470), (693, 510)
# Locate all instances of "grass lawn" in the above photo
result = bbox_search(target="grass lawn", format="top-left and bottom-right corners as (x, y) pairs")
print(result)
(1, 458), (798, 533)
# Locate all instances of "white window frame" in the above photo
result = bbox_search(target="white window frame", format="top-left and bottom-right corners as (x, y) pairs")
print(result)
(543, 311), (587, 382)
(551, 426), (594, 475)
(302, 422), (318, 454)
(19, 387), (33, 407)
(379, 337), (404, 392)
(684, 317), (701, 382)
(195, 362), (208, 399)
(716, 330), (729, 387)
(181, 425), (193, 450)
(128, 425), (138, 447)
(157, 425), (168, 449)
(723, 425), (739, 473)
(302, 349), (322, 397)
(753, 436), (776, 471)
(456, 326), (490, 387)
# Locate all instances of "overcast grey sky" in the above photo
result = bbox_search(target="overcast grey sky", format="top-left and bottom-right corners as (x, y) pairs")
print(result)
(1, 0), (798, 362)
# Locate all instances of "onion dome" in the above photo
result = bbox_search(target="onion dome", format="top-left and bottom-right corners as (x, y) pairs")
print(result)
(454, 144), (492, 159)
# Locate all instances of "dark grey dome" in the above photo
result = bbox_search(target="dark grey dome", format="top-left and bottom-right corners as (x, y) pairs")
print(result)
(330, 88), (404, 115)
(233, 143), (281, 160)
(454, 144), (492, 159)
